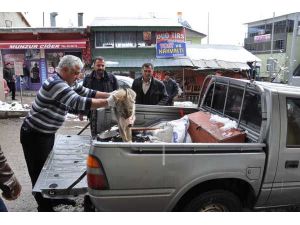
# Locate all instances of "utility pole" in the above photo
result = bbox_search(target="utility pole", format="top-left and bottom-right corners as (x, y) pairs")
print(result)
(269, 12), (275, 80)
(288, 12), (299, 84)
(0, 50), (4, 101)
(207, 12), (210, 44)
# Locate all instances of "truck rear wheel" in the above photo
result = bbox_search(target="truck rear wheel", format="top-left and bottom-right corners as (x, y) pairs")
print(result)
(183, 190), (242, 212)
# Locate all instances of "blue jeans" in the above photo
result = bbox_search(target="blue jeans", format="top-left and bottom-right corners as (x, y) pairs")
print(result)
(0, 198), (8, 212)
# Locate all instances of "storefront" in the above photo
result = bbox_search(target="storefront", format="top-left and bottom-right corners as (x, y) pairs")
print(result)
(0, 39), (87, 91)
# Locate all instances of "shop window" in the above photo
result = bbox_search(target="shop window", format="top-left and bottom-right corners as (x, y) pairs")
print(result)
(95, 32), (115, 48)
(137, 32), (156, 47)
(46, 52), (64, 78)
(115, 32), (137, 48)
(275, 40), (285, 50)
(95, 31), (156, 48)
(30, 62), (40, 83)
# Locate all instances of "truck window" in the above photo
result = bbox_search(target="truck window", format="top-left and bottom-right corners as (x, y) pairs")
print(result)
(203, 82), (262, 131)
(286, 98), (300, 147)
(203, 83), (226, 111)
(240, 92), (262, 130)
(224, 87), (243, 120)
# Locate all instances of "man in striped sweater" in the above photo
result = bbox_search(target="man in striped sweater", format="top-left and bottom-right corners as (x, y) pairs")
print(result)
(20, 55), (116, 212)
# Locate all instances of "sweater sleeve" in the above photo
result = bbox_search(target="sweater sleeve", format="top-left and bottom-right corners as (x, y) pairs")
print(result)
(0, 146), (18, 194)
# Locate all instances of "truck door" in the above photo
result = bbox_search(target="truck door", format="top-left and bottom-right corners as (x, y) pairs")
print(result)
(268, 94), (300, 205)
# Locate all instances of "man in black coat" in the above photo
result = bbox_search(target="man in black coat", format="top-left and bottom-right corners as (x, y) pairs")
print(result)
(80, 57), (119, 136)
(3, 63), (16, 100)
(132, 63), (168, 105)
(163, 72), (179, 106)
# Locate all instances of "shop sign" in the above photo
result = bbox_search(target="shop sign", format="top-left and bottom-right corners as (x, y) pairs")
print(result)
(40, 59), (47, 84)
(14, 61), (23, 76)
(156, 42), (186, 58)
(0, 40), (86, 49)
(156, 30), (186, 58)
(254, 34), (271, 43)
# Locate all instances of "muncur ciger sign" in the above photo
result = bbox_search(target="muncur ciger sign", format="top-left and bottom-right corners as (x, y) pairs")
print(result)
(156, 30), (186, 58)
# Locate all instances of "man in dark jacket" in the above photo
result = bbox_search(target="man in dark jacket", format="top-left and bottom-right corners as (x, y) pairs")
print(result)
(3, 62), (16, 100)
(163, 73), (178, 106)
(80, 57), (119, 136)
(0, 145), (22, 212)
(132, 63), (168, 105)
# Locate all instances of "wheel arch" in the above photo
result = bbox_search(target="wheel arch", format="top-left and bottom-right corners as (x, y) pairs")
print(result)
(171, 178), (256, 211)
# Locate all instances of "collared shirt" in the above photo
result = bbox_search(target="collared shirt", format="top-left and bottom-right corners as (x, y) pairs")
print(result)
(142, 77), (152, 94)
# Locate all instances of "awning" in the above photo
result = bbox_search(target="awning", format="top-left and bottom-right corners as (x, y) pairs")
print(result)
(192, 59), (250, 70)
(0, 39), (87, 49)
(103, 57), (194, 70)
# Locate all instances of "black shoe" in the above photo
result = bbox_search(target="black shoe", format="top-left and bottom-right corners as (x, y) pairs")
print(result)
(12, 98), (17, 101)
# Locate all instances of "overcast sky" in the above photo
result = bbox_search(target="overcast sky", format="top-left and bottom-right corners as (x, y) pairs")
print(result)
(5, 0), (300, 46)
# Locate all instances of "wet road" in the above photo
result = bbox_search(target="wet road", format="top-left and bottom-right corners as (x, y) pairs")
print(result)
(0, 96), (89, 211)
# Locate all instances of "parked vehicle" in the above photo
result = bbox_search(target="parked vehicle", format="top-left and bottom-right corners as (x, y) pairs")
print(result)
(77, 75), (133, 89)
(34, 75), (300, 211)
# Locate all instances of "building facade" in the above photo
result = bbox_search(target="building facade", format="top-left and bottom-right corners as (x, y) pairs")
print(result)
(0, 27), (89, 91)
(244, 12), (300, 82)
(0, 12), (30, 28)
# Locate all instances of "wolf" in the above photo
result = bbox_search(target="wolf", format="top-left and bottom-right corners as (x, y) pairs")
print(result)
(112, 88), (136, 142)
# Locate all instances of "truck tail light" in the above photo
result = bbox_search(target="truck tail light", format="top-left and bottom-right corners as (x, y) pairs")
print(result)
(87, 155), (109, 190)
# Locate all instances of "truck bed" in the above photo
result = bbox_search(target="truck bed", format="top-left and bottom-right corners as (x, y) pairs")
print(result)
(33, 135), (91, 198)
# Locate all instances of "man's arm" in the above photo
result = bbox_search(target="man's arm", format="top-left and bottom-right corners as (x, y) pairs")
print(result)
(0, 146), (21, 200)
(94, 91), (110, 99)
(112, 75), (119, 90)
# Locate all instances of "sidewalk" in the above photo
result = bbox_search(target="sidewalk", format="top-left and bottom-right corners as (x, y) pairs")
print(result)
(0, 91), (36, 119)
(15, 90), (37, 97)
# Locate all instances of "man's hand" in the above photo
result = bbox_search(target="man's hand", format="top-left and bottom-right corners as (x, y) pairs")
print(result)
(107, 94), (116, 107)
(2, 177), (22, 201)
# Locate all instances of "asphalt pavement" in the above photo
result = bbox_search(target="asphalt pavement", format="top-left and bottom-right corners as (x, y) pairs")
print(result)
(0, 94), (89, 211)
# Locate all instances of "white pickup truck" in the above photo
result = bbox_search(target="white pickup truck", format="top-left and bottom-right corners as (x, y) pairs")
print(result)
(34, 76), (300, 211)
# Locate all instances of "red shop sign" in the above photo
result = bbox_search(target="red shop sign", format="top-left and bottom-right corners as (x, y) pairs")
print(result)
(0, 39), (87, 49)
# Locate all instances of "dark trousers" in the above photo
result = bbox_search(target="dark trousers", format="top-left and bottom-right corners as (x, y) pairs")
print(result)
(7, 81), (16, 100)
(0, 198), (8, 212)
(20, 122), (55, 211)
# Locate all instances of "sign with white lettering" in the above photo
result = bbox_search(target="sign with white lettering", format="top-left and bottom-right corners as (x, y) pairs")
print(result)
(0, 40), (86, 49)
(40, 59), (47, 83)
(254, 34), (271, 43)
(156, 30), (186, 58)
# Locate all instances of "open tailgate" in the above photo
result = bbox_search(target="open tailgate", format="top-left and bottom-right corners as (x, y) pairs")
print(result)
(33, 135), (91, 198)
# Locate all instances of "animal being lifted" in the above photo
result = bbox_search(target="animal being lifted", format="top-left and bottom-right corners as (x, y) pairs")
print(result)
(112, 88), (137, 142)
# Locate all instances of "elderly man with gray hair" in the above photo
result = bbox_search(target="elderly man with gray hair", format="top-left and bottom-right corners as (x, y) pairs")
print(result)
(20, 55), (116, 212)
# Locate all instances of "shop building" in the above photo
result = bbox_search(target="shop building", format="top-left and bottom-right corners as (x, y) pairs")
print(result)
(244, 12), (300, 83)
(0, 27), (90, 91)
(89, 17), (205, 76)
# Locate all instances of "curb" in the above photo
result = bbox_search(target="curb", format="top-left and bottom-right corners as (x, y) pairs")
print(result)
(0, 110), (29, 119)
(15, 92), (37, 97)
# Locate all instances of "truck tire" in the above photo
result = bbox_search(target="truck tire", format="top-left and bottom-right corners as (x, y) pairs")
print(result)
(183, 190), (242, 212)
(84, 195), (96, 212)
